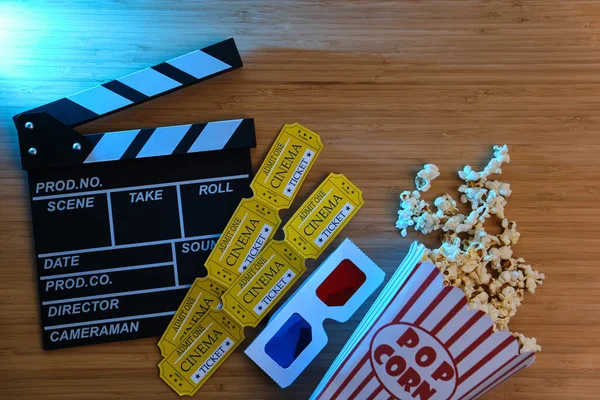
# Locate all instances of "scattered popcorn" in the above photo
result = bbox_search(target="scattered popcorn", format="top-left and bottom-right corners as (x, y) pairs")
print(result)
(499, 218), (520, 246)
(514, 332), (542, 354)
(396, 145), (544, 352)
(415, 164), (440, 192)
(457, 144), (510, 182)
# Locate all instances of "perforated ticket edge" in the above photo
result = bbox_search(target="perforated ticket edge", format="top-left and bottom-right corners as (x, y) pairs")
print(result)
(221, 240), (306, 328)
(223, 173), (365, 327)
(204, 197), (282, 287)
(283, 173), (364, 260)
(158, 309), (245, 396)
(252, 123), (324, 210)
(157, 277), (227, 357)
(204, 123), (323, 284)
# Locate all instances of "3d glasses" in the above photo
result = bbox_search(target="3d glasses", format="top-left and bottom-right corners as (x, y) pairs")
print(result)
(245, 238), (385, 387)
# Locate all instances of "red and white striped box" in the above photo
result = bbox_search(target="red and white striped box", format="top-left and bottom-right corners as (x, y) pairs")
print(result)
(310, 242), (536, 400)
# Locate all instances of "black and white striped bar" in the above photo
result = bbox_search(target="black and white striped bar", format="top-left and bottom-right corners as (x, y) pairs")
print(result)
(83, 118), (254, 164)
(16, 38), (242, 128)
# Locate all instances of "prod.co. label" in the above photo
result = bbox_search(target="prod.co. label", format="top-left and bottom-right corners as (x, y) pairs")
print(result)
(370, 323), (458, 400)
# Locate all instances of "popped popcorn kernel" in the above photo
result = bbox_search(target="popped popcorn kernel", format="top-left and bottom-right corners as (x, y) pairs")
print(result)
(395, 145), (544, 353)
(458, 144), (510, 182)
(514, 332), (542, 354)
(415, 164), (440, 192)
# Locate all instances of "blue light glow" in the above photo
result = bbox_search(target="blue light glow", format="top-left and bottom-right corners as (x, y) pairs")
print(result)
(0, 3), (40, 78)
(0, 0), (228, 161)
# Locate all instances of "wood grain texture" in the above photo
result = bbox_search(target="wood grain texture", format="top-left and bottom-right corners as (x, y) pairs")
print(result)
(0, 0), (599, 398)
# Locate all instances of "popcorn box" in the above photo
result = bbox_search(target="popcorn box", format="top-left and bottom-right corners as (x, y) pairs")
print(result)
(310, 242), (536, 400)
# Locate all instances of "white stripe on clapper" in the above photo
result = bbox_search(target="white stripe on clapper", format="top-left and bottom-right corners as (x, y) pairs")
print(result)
(68, 85), (132, 116)
(84, 129), (140, 163)
(117, 67), (181, 97)
(137, 124), (191, 158)
(167, 50), (230, 79)
(189, 119), (243, 152)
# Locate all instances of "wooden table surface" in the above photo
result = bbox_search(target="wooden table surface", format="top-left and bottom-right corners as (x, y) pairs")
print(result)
(1, 1), (599, 399)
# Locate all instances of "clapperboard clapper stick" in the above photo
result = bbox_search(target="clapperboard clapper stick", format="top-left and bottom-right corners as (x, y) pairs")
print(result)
(13, 38), (258, 350)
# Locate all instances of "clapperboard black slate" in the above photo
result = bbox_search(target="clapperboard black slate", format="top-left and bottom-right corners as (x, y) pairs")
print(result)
(13, 38), (257, 350)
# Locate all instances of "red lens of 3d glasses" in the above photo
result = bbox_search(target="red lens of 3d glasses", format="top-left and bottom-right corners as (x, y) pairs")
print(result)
(316, 259), (366, 306)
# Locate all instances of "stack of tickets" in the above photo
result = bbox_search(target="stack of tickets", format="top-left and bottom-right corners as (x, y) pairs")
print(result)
(310, 242), (536, 400)
(157, 123), (367, 396)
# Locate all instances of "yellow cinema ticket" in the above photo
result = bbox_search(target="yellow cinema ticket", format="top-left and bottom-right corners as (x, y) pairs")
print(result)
(223, 174), (364, 327)
(159, 309), (244, 396)
(205, 198), (281, 285)
(222, 241), (304, 327)
(283, 174), (363, 260)
(158, 173), (364, 396)
(157, 277), (226, 357)
(205, 123), (323, 287)
(158, 123), (323, 357)
(251, 123), (323, 210)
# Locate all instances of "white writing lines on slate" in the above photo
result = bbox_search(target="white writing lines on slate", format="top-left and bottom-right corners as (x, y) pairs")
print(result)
(40, 262), (173, 281)
(41, 285), (192, 306)
(106, 192), (116, 246)
(176, 184), (186, 239)
(38, 233), (221, 258)
(44, 311), (177, 331)
(32, 174), (250, 201)
(171, 242), (180, 287)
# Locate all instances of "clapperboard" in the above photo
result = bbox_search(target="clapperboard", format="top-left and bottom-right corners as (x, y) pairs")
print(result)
(13, 39), (257, 350)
